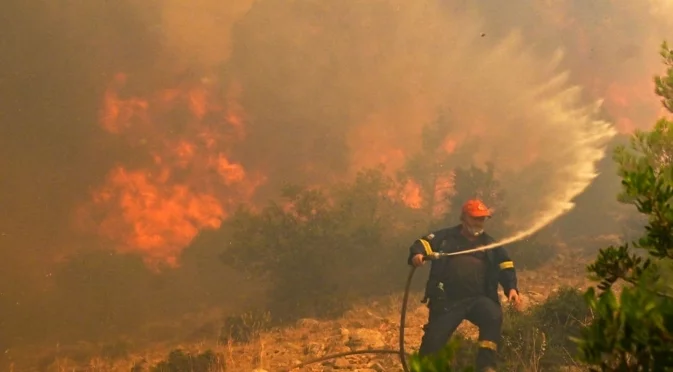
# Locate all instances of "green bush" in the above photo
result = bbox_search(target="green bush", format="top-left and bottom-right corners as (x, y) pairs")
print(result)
(408, 337), (475, 372)
(572, 41), (673, 371)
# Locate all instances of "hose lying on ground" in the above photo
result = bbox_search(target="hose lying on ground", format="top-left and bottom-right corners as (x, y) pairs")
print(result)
(286, 265), (418, 371)
(288, 247), (502, 371)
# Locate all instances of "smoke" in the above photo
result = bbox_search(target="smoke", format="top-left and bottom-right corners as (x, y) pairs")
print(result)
(156, 0), (254, 69)
(224, 1), (618, 234)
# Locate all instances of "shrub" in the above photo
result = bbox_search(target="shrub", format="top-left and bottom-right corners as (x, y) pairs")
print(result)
(501, 287), (591, 371)
(221, 168), (424, 322)
(150, 349), (224, 372)
(408, 337), (475, 372)
(572, 41), (673, 371)
(220, 310), (272, 344)
(407, 288), (590, 371)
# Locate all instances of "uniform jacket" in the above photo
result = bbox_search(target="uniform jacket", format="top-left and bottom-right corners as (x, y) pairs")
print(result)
(407, 224), (519, 304)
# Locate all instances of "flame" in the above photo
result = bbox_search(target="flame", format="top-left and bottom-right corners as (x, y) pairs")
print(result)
(401, 180), (422, 209)
(92, 166), (224, 267)
(78, 73), (263, 268)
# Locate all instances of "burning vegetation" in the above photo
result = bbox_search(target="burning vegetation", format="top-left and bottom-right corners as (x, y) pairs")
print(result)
(1, 0), (673, 371)
(77, 73), (261, 267)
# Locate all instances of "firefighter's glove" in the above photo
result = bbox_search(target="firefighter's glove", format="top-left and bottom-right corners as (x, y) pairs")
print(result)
(508, 289), (523, 311)
(411, 254), (426, 267)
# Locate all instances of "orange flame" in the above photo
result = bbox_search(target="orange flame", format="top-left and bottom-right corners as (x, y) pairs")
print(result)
(78, 73), (263, 268)
(92, 166), (224, 267)
(401, 180), (422, 209)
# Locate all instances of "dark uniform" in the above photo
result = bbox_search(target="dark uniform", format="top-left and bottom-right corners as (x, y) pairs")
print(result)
(407, 224), (519, 371)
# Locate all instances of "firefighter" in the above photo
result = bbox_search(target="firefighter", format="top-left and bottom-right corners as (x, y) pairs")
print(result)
(407, 198), (522, 372)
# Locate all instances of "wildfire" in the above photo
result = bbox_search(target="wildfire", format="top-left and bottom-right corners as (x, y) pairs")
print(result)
(78, 73), (262, 268)
(92, 167), (225, 267)
(74, 0), (673, 268)
(401, 180), (422, 209)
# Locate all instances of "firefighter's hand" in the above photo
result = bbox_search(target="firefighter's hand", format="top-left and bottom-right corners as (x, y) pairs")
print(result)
(508, 289), (523, 311)
(411, 254), (426, 267)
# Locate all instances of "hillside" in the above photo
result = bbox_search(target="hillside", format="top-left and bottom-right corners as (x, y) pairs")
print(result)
(14, 243), (602, 372)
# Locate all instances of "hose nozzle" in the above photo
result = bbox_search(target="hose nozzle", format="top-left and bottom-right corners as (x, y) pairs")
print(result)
(426, 252), (441, 260)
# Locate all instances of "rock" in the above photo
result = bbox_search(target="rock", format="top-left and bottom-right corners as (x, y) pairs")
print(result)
(333, 357), (351, 368)
(284, 343), (304, 353)
(303, 342), (324, 355)
(338, 327), (350, 343)
(348, 328), (386, 349)
(368, 362), (386, 371)
(527, 290), (545, 302)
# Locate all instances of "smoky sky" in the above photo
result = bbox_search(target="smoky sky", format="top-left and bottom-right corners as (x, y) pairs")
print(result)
(1, 0), (672, 315)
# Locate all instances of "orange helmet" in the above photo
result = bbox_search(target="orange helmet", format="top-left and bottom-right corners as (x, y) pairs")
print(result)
(461, 199), (491, 218)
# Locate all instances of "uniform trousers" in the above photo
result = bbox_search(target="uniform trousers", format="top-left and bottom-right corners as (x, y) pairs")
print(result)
(418, 295), (502, 371)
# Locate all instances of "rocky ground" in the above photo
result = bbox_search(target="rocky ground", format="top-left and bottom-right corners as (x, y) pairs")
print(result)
(223, 260), (593, 372)
(11, 250), (598, 372)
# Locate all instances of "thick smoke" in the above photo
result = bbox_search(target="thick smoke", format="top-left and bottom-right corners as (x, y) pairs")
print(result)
(225, 1), (618, 232)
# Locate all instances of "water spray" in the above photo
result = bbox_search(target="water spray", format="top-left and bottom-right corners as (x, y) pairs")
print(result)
(275, 6), (619, 370)
(285, 203), (605, 371)
(283, 142), (619, 370)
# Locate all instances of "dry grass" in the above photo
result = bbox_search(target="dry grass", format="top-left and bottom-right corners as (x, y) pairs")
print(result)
(6, 255), (597, 372)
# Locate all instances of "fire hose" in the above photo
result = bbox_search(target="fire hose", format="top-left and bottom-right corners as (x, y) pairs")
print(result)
(287, 252), (457, 372)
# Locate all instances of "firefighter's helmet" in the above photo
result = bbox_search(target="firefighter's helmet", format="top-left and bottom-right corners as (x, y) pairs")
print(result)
(461, 199), (492, 218)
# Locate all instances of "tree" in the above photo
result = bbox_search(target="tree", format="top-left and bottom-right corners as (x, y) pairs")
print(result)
(399, 112), (457, 218)
(572, 42), (673, 371)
